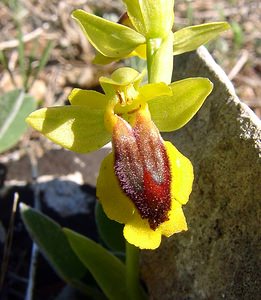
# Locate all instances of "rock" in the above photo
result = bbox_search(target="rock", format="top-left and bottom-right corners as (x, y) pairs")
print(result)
(141, 47), (261, 300)
(37, 172), (93, 217)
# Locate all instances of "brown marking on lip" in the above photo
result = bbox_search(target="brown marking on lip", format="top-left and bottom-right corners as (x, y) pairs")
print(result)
(112, 111), (171, 230)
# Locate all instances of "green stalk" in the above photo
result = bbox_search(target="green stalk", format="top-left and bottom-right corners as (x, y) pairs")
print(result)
(126, 241), (147, 300)
(146, 33), (174, 84)
(125, 5), (175, 300)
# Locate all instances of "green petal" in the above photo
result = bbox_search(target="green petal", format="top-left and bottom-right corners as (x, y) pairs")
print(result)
(173, 22), (230, 55)
(68, 88), (108, 109)
(26, 106), (110, 153)
(72, 10), (145, 58)
(149, 77), (213, 131)
(123, 0), (174, 38)
(100, 67), (142, 86)
(100, 67), (144, 97)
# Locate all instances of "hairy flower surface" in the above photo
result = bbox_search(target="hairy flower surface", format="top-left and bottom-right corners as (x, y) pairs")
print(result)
(27, 67), (212, 249)
(97, 104), (193, 249)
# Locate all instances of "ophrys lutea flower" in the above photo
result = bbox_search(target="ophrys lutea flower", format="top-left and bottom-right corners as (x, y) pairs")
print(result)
(26, 67), (213, 249)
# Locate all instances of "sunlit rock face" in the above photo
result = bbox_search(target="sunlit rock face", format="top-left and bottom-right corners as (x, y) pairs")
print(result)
(141, 46), (261, 300)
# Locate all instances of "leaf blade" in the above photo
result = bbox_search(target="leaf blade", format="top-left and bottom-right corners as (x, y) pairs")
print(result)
(64, 228), (129, 300)
(95, 202), (125, 253)
(0, 89), (36, 153)
(21, 204), (107, 299)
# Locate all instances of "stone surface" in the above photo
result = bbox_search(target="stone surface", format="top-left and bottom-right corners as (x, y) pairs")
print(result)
(37, 172), (93, 217)
(141, 47), (261, 300)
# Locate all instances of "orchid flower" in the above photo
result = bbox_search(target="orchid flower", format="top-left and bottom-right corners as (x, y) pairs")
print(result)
(26, 67), (212, 249)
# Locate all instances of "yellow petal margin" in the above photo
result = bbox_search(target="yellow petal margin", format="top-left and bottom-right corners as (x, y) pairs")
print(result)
(165, 141), (194, 205)
(96, 153), (135, 224)
(96, 141), (193, 250)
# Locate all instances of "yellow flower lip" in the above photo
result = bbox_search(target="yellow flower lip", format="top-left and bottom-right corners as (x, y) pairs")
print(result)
(97, 107), (193, 249)
(112, 106), (172, 230)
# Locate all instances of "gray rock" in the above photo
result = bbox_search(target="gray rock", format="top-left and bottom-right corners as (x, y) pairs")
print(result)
(37, 173), (94, 217)
(141, 47), (261, 300)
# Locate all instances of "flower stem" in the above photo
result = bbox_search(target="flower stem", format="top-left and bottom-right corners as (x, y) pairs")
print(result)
(126, 241), (147, 300)
(146, 34), (174, 84)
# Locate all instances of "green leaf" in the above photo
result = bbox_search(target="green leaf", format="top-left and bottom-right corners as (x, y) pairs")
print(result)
(95, 202), (125, 253)
(72, 9), (145, 58)
(123, 0), (174, 38)
(0, 89), (36, 153)
(20, 204), (105, 299)
(173, 22), (230, 55)
(149, 78), (213, 131)
(64, 228), (129, 300)
(26, 105), (110, 153)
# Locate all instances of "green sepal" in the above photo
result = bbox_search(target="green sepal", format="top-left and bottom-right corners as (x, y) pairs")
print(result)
(0, 89), (36, 153)
(64, 228), (129, 300)
(100, 67), (144, 97)
(68, 88), (108, 109)
(20, 204), (105, 299)
(93, 44), (147, 65)
(93, 52), (119, 65)
(95, 202), (125, 253)
(123, 0), (174, 38)
(26, 106), (110, 153)
(149, 77), (213, 131)
(173, 22), (230, 55)
(139, 82), (172, 100)
(72, 9), (145, 58)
